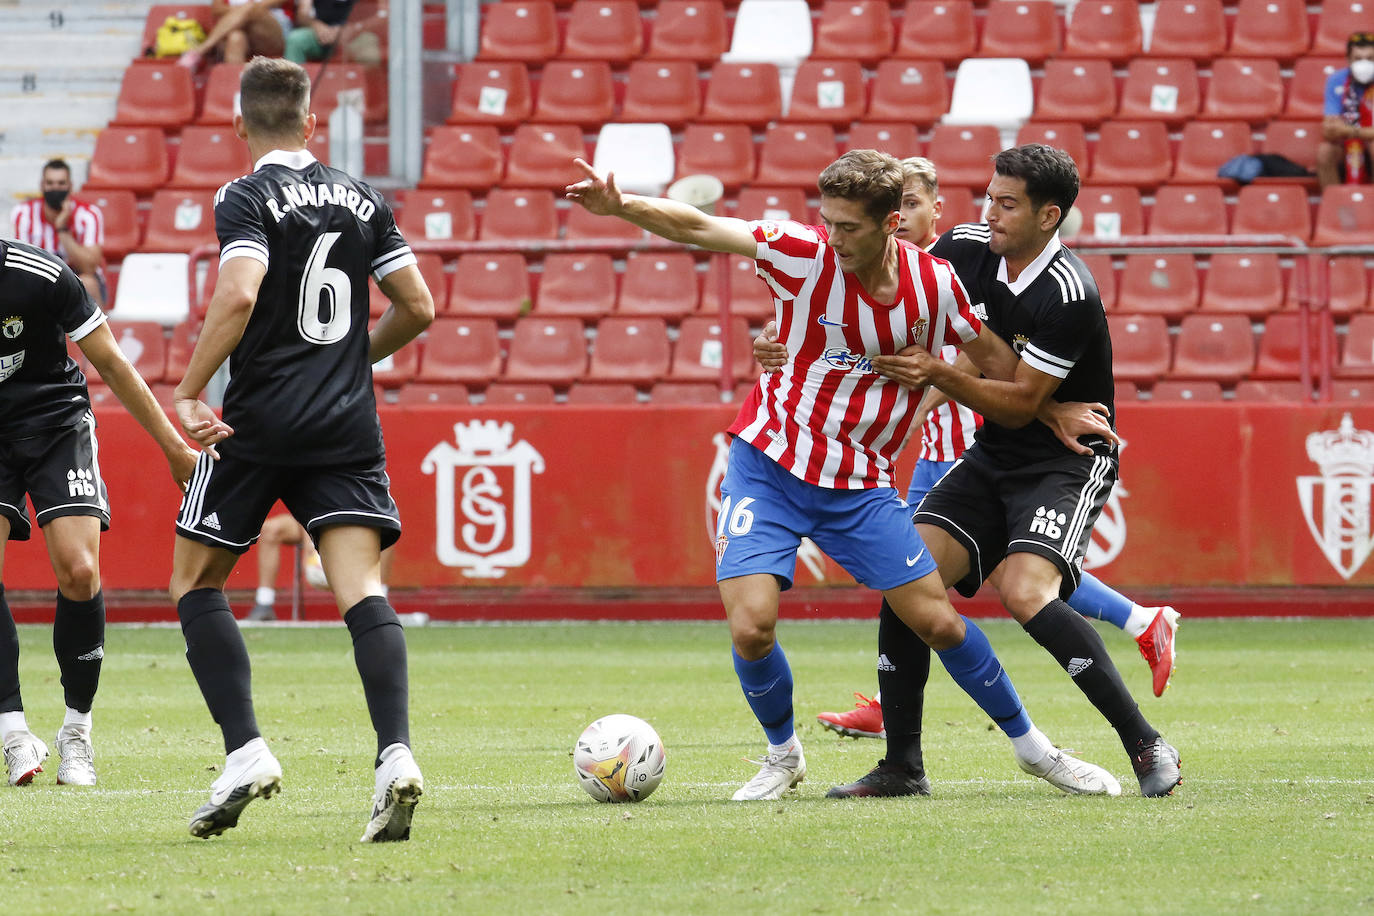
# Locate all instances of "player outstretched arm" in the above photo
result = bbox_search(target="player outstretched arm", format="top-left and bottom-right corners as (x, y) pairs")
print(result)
(565, 158), (757, 256)
(78, 323), (199, 490)
(370, 263), (435, 363)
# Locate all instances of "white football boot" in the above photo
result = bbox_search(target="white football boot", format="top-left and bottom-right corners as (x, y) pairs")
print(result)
(732, 741), (806, 801)
(4, 730), (49, 786)
(54, 725), (97, 786)
(1017, 746), (1122, 796)
(361, 743), (423, 842)
(189, 737), (282, 838)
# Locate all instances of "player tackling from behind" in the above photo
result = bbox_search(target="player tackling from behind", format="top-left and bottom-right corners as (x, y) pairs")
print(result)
(568, 150), (1124, 801)
(169, 57), (434, 841)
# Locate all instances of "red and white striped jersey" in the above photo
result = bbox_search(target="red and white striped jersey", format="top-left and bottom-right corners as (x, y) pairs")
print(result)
(920, 344), (983, 462)
(727, 220), (982, 489)
(9, 198), (104, 262)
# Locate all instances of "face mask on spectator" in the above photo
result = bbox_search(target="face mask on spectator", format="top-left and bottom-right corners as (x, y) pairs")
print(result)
(1351, 59), (1374, 83)
(43, 189), (69, 210)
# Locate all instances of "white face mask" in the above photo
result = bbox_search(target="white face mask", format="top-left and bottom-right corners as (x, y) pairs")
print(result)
(1351, 59), (1374, 84)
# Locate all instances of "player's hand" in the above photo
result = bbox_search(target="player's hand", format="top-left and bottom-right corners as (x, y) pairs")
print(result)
(753, 320), (788, 372)
(871, 345), (937, 390)
(54, 199), (74, 231)
(174, 396), (234, 459)
(564, 158), (623, 216)
(1040, 400), (1120, 456)
(166, 442), (199, 492)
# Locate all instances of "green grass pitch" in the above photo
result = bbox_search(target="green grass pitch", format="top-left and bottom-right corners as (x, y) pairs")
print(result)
(1, 617), (1371, 914)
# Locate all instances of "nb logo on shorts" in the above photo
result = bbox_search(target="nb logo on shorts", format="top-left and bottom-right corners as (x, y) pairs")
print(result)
(66, 468), (95, 498)
(1029, 506), (1068, 539)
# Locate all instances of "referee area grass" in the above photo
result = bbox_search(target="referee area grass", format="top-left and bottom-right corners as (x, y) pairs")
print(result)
(1, 618), (1370, 914)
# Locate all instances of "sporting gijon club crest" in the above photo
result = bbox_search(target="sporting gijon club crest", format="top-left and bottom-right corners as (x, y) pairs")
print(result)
(1298, 412), (1374, 580)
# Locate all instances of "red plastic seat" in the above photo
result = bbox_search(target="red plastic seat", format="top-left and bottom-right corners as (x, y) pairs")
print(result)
(480, 189), (559, 240)
(566, 382), (642, 403)
(1172, 120), (1255, 183)
(448, 253), (531, 319)
(1015, 123), (1089, 177)
(939, 186), (981, 226)
(139, 190), (218, 253)
(813, 0), (894, 63)
(1149, 185), (1228, 235)
(370, 340), (418, 387)
(113, 61), (196, 128)
(1034, 58), (1117, 124)
(1076, 185), (1145, 237)
(566, 205), (646, 242)
(1114, 379), (1141, 402)
(1260, 120), (1321, 172)
(1203, 58), (1284, 123)
(1235, 378), (1310, 400)
(536, 254), (616, 317)
(588, 316), (671, 383)
(1076, 253), (1116, 310)
(735, 187), (810, 222)
(924, 125), (1004, 188)
(650, 380), (726, 402)
(419, 317), (503, 384)
(97, 321), (168, 384)
(1254, 312), (1331, 378)
(1314, 0), (1374, 54)
(1109, 314), (1172, 382)
(164, 319), (201, 381)
(504, 124), (586, 189)
(532, 60), (616, 126)
(1172, 314), (1255, 382)
(1117, 59), (1200, 123)
(1338, 313), (1374, 376)
(896, 0), (976, 62)
(1151, 379), (1225, 400)
(701, 254), (776, 320)
(1090, 121), (1172, 187)
(621, 60), (701, 125)
(618, 252), (700, 317)
(505, 316), (589, 384)
(483, 382), (557, 403)
(307, 63), (385, 126)
(846, 123), (922, 159)
(197, 63), (243, 124)
(671, 315), (754, 380)
(448, 62), (533, 127)
(1062, 0), (1143, 62)
(867, 60), (949, 127)
(1201, 253), (1285, 314)
(1232, 183), (1312, 241)
(1228, 0), (1310, 60)
(563, 0), (644, 63)
(645, 0), (729, 63)
(1316, 256), (1371, 314)
(676, 123), (755, 189)
(86, 191), (140, 261)
(786, 60), (865, 125)
(85, 127), (169, 194)
(477, 0), (559, 63)
(392, 382), (471, 406)
(700, 62), (783, 126)
(168, 126), (250, 189)
(140, 4), (216, 56)
(980, 0), (1062, 64)
(370, 253), (446, 318)
(1313, 185), (1374, 245)
(398, 190), (476, 242)
(1285, 58), (1347, 118)
(419, 125), (503, 189)
(1147, 0), (1227, 59)
(1118, 254), (1200, 316)
(756, 124), (839, 188)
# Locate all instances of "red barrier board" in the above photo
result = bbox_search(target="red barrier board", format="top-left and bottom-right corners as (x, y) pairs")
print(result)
(5, 403), (1374, 591)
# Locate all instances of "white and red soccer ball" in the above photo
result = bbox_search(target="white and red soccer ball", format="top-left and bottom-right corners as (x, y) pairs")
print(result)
(573, 714), (666, 803)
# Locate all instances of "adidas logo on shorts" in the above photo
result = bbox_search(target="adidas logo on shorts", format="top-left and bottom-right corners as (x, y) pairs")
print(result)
(201, 512), (222, 531)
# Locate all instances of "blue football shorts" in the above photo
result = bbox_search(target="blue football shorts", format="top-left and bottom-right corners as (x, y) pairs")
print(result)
(714, 438), (938, 591)
(905, 458), (957, 510)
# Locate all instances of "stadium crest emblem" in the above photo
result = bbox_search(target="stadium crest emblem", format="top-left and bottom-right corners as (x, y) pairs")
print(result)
(1297, 413), (1374, 580)
(422, 420), (545, 578)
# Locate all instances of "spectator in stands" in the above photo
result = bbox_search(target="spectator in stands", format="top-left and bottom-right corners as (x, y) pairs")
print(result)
(1317, 31), (1374, 187)
(9, 160), (106, 309)
(178, 0), (294, 70)
(246, 513), (394, 622)
(284, 0), (357, 64)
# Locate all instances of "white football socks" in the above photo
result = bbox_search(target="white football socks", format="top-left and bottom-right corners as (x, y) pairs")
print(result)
(1009, 725), (1056, 764)
(1124, 604), (1157, 639)
(255, 587), (276, 607)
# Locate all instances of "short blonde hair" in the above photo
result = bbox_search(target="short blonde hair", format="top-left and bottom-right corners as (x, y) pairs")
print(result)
(900, 157), (939, 196)
(817, 149), (904, 224)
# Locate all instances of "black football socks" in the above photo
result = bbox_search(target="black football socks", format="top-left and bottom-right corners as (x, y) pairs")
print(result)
(344, 595), (410, 764)
(53, 589), (105, 713)
(178, 587), (260, 754)
(876, 598), (932, 776)
(0, 585), (22, 714)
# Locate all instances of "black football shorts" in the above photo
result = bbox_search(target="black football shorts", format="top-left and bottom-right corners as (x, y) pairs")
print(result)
(0, 414), (109, 542)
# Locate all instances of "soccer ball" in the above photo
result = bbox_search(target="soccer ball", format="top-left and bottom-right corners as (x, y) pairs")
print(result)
(573, 714), (666, 803)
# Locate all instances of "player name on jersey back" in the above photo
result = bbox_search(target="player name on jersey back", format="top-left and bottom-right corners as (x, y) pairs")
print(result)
(264, 180), (376, 223)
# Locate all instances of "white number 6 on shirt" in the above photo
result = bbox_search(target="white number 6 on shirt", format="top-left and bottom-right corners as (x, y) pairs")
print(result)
(298, 231), (352, 344)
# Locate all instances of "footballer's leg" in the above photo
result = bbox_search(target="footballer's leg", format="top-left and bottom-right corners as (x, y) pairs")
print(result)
(1058, 571), (1180, 698)
(1, 516), (50, 787)
(43, 515), (105, 786)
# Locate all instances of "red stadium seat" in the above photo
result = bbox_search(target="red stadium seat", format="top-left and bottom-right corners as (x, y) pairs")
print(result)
(1114, 379), (1141, 402)
(621, 60), (701, 126)
(813, 0), (894, 64)
(980, 0), (1062, 64)
(1150, 379), (1225, 401)
(1171, 314), (1255, 383)
(311, 63), (388, 125)
(1339, 313), (1374, 376)
(536, 254), (617, 317)
(113, 61), (196, 129)
(1015, 123), (1089, 177)
(1203, 58), (1284, 123)
(419, 125), (504, 189)
(1109, 314), (1172, 382)
(1318, 256), (1371, 315)
(671, 315), (754, 380)
(532, 60), (616, 126)
(587, 317), (671, 384)
(1313, 185), (1374, 245)
(645, 0), (730, 63)
(483, 382), (557, 403)
(1235, 378), (1310, 400)
(1076, 186), (1146, 237)
(1260, 120), (1321, 172)
(1149, 185), (1229, 235)
(1172, 120), (1255, 183)
(1076, 253), (1116, 310)
(1117, 59), (1200, 124)
(1090, 121), (1172, 187)
(700, 62), (783, 126)
(1232, 183), (1312, 241)
(924, 125), (1004, 188)
(197, 63), (243, 124)
(1062, 0), (1143, 62)
(563, 0), (644, 63)
(845, 123), (922, 159)
(756, 124), (839, 188)
(566, 382), (641, 404)
(504, 124), (586, 189)
(139, 190), (218, 253)
(448, 62), (533, 127)
(447, 253), (531, 319)
(96, 321), (168, 384)
(1200, 253), (1285, 314)
(1228, 0), (1310, 60)
(1034, 58), (1118, 124)
(169, 126), (252, 189)
(140, 4), (216, 57)
(896, 0), (976, 62)
(650, 380), (726, 402)
(1117, 254), (1200, 316)
(85, 127), (169, 194)
(370, 340), (418, 387)
(1254, 312), (1331, 378)
(505, 316), (589, 384)
(701, 254), (776, 321)
(370, 253), (445, 318)
(480, 188), (559, 240)
(419, 317), (504, 384)
(566, 205), (646, 242)
(392, 382), (471, 406)
(867, 60), (950, 127)
(1314, 0), (1374, 54)
(1147, 0), (1227, 60)
(618, 252), (701, 317)
(676, 123), (755, 189)
(939, 186), (981, 226)
(1285, 58), (1347, 118)
(735, 187), (810, 222)
(398, 190), (476, 242)
(86, 191), (140, 261)
(477, 0), (560, 63)
(785, 60), (865, 125)
(164, 319), (201, 381)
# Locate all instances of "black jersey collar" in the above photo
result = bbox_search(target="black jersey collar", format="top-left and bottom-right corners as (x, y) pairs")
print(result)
(995, 232), (1063, 296)
(254, 148), (318, 172)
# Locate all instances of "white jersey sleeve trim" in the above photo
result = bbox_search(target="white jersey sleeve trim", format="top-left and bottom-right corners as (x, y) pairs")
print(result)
(371, 246), (417, 281)
(67, 308), (108, 342)
(220, 239), (270, 269)
(1022, 341), (1074, 378)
